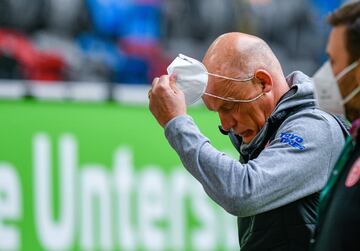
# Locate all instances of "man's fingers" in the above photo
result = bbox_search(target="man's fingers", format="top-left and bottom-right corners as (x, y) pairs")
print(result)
(152, 75), (171, 93)
(169, 73), (178, 92)
(151, 75), (181, 99)
(151, 77), (159, 87)
(148, 74), (186, 127)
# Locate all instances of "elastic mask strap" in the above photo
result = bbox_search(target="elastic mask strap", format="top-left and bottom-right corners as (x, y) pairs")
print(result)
(177, 53), (255, 82)
(203, 92), (265, 103)
(207, 72), (254, 82)
(177, 53), (254, 82)
(342, 85), (360, 104)
(336, 60), (359, 81)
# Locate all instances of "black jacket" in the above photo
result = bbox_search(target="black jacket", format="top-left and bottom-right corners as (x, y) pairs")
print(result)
(224, 99), (349, 250)
(310, 124), (360, 251)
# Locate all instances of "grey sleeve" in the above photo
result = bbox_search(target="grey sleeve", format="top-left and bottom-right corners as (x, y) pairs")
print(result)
(164, 112), (344, 217)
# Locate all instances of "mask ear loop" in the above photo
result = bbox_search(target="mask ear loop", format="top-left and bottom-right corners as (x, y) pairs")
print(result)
(205, 72), (263, 102)
(207, 72), (254, 82)
(336, 60), (359, 81)
(342, 86), (360, 104)
(177, 53), (261, 102)
(336, 60), (360, 104)
(203, 92), (265, 103)
(178, 53), (255, 82)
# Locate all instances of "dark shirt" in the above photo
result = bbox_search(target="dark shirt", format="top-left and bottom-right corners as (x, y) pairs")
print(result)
(311, 118), (360, 251)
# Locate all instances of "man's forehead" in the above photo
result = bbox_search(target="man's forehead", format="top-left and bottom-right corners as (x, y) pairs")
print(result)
(206, 77), (233, 95)
(203, 79), (231, 107)
(203, 95), (221, 111)
(205, 80), (251, 107)
(204, 59), (236, 75)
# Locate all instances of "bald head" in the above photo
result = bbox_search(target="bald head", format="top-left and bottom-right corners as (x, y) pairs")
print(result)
(203, 32), (283, 79)
(201, 33), (290, 143)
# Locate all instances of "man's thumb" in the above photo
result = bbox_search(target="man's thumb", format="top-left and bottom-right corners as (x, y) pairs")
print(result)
(169, 73), (178, 92)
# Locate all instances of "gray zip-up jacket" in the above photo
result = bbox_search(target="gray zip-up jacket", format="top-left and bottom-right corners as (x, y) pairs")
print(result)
(164, 72), (345, 250)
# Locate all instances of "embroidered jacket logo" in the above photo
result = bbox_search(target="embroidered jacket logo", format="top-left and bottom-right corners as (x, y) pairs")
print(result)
(280, 132), (305, 150)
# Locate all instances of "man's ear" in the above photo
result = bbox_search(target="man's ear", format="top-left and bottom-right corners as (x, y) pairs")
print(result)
(254, 69), (273, 93)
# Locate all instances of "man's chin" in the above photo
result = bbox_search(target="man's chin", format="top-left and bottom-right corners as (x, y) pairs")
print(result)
(234, 129), (257, 144)
(241, 134), (255, 144)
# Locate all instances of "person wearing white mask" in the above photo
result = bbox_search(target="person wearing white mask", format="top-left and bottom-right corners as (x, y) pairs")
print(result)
(148, 32), (347, 250)
(310, 1), (360, 251)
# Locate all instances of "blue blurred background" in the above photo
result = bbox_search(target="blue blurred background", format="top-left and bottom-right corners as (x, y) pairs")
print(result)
(0, 0), (351, 87)
(0, 1), (354, 251)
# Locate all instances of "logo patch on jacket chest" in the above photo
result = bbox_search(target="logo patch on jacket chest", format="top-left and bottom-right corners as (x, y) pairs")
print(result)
(279, 132), (305, 150)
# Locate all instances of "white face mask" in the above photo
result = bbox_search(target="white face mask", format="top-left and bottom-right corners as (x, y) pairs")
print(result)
(313, 60), (360, 116)
(167, 54), (264, 105)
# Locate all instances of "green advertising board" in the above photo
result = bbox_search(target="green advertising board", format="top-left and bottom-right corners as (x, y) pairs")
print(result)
(0, 99), (239, 251)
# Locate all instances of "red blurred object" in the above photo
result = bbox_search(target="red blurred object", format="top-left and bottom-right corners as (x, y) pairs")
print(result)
(120, 38), (171, 81)
(0, 28), (66, 81)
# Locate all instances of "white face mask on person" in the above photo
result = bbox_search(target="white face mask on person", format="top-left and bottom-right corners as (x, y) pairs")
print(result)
(167, 54), (264, 105)
(313, 60), (360, 116)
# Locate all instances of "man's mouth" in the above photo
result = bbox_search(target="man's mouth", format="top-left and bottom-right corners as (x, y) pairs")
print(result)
(237, 130), (252, 138)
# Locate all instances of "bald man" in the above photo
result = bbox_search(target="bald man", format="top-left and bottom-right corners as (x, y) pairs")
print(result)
(149, 33), (346, 250)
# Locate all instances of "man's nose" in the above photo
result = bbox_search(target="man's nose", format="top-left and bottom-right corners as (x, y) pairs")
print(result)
(218, 113), (235, 131)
